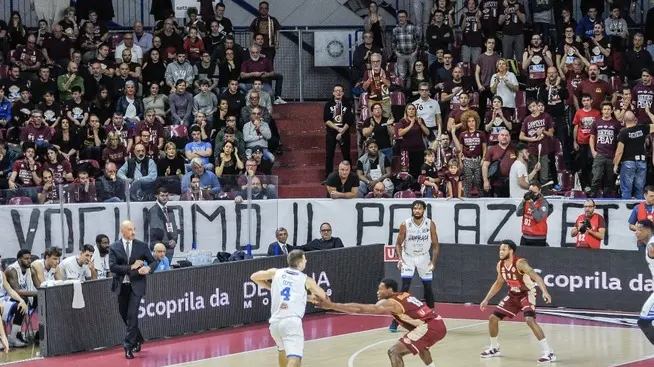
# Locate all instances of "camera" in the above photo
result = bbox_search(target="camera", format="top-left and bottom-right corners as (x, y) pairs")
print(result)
(523, 191), (539, 202)
(578, 219), (591, 234)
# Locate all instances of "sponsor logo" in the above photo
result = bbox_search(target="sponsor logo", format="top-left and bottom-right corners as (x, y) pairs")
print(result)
(139, 288), (230, 319)
(534, 269), (654, 293)
(385, 246), (399, 262)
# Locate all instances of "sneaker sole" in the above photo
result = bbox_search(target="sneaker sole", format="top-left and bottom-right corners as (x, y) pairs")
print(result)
(480, 353), (501, 358)
(537, 356), (556, 364)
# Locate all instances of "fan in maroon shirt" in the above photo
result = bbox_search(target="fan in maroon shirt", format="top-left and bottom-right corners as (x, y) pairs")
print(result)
(9, 144), (41, 189)
(103, 131), (128, 168)
(20, 110), (52, 146)
(105, 112), (135, 152)
(43, 146), (74, 184)
(576, 64), (613, 110)
(589, 102), (622, 195)
(632, 69), (654, 124)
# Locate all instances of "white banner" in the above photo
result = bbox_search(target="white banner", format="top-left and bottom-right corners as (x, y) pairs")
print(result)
(1, 198), (642, 259)
(173, 0), (220, 19)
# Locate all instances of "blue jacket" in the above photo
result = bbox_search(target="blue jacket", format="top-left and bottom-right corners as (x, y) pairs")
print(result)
(576, 16), (601, 39)
(181, 170), (222, 194)
(0, 99), (11, 122)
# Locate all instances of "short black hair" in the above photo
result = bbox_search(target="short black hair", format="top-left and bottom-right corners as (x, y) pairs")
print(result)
(380, 278), (398, 292)
(581, 93), (592, 100)
(502, 239), (518, 253)
(397, 10), (408, 16)
(412, 200), (427, 210)
(81, 244), (95, 253)
(71, 85), (82, 94)
(156, 187), (169, 195)
(637, 219), (654, 231)
(17, 249), (31, 259)
(646, 186), (654, 195)
(95, 234), (109, 244)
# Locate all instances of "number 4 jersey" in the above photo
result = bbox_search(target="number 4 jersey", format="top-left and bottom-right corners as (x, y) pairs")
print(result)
(389, 292), (437, 330)
(269, 267), (308, 323)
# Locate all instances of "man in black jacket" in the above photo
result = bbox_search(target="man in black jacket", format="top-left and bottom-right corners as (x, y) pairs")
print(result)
(109, 220), (157, 359)
(148, 187), (178, 262)
(298, 222), (345, 252)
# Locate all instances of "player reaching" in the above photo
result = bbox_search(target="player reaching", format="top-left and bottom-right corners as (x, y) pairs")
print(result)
(634, 219), (654, 345)
(250, 250), (327, 367)
(479, 239), (556, 364)
(390, 200), (439, 332)
(313, 278), (446, 367)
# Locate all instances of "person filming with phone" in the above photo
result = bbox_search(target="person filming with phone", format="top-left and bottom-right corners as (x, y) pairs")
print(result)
(516, 181), (552, 247)
(570, 199), (606, 249)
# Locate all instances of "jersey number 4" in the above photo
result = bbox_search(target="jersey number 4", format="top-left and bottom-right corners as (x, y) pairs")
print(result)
(280, 287), (291, 301)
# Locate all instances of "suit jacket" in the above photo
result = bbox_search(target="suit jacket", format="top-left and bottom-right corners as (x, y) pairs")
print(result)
(266, 242), (293, 256)
(148, 203), (178, 250)
(109, 239), (156, 297)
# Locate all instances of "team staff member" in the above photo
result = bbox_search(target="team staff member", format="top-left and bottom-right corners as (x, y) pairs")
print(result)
(516, 181), (552, 246)
(570, 199), (606, 249)
(635, 219), (654, 345)
(628, 186), (654, 250)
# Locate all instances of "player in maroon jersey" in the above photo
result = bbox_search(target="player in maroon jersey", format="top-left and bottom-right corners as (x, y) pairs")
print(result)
(479, 240), (556, 363)
(312, 278), (446, 367)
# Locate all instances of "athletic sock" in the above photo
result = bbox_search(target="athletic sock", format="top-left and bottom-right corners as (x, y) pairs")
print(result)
(539, 338), (552, 354)
(425, 363), (435, 367)
(10, 325), (20, 337)
(490, 337), (499, 349)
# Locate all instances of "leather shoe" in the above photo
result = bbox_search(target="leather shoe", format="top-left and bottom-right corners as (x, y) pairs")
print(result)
(124, 347), (134, 359)
(133, 342), (141, 353)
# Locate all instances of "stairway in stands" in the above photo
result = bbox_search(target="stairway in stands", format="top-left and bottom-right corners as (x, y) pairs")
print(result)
(273, 103), (358, 198)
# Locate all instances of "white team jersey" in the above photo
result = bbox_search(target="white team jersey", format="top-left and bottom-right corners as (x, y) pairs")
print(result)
(647, 235), (654, 279)
(32, 259), (56, 281)
(403, 217), (432, 256)
(269, 267), (308, 323)
(7, 262), (35, 291)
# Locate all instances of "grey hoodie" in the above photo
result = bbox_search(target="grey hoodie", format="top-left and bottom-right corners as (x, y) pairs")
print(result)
(165, 61), (196, 86)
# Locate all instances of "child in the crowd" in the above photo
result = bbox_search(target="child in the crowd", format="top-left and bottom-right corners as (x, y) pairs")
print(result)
(441, 158), (462, 198)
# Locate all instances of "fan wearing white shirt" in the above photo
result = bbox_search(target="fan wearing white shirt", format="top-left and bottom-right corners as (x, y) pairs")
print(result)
(412, 82), (442, 137)
(509, 143), (541, 198)
(92, 234), (112, 279)
(490, 59), (519, 110)
(59, 245), (98, 282)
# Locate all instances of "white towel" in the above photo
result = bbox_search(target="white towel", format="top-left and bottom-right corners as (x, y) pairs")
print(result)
(40, 280), (85, 309)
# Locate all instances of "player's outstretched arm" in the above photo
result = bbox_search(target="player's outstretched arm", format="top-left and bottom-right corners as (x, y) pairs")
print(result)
(250, 268), (278, 290)
(480, 263), (504, 311)
(305, 277), (328, 302)
(517, 259), (552, 304)
(318, 298), (401, 315)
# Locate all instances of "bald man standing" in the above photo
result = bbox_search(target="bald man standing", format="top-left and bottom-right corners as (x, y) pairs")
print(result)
(614, 110), (654, 199)
(109, 221), (157, 360)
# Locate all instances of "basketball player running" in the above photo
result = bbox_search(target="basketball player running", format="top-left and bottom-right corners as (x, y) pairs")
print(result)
(390, 200), (439, 332)
(479, 240), (556, 363)
(313, 278), (446, 367)
(634, 219), (654, 344)
(250, 250), (327, 367)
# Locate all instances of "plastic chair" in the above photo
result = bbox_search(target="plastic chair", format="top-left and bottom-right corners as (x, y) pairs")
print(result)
(0, 65), (8, 79)
(8, 197), (33, 205)
(394, 190), (417, 198)
(390, 91), (405, 106)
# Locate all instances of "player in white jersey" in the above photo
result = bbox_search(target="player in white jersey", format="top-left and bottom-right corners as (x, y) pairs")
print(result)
(635, 219), (654, 344)
(30, 247), (63, 288)
(0, 267), (27, 352)
(5, 249), (37, 347)
(250, 250), (327, 367)
(390, 200), (440, 332)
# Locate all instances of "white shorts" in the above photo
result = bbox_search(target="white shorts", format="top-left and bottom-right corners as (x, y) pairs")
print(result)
(269, 317), (304, 359)
(641, 293), (654, 320)
(401, 252), (432, 281)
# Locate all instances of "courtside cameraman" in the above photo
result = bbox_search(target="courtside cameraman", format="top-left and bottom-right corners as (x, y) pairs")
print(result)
(570, 199), (606, 249)
(516, 181), (552, 246)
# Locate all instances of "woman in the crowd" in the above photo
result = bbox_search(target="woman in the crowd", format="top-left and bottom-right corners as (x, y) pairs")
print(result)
(483, 96), (512, 145)
(405, 60), (429, 102)
(212, 99), (229, 138)
(115, 81), (144, 125)
(78, 114), (106, 163)
(363, 1), (387, 52)
(362, 102), (394, 158)
(91, 87), (115, 125)
(42, 146), (74, 184)
(8, 11), (26, 49)
(157, 142), (185, 195)
(141, 48), (168, 94)
(397, 104), (430, 178)
(451, 110), (486, 197)
(102, 131), (128, 169)
(51, 119), (81, 161)
(143, 83), (169, 121)
(214, 140), (243, 191)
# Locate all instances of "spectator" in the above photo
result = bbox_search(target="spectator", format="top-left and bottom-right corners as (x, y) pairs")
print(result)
(363, 53), (391, 118)
(240, 89), (273, 129)
(622, 34), (649, 89)
(539, 67), (571, 170)
(40, 90), (62, 128)
(68, 170), (98, 203)
(234, 175), (277, 203)
(220, 79), (246, 117)
(520, 99), (554, 187)
(51, 119), (80, 161)
(516, 181), (552, 246)
(0, 89), (11, 127)
(615, 111), (654, 199)
(249, 1), (281, 64)
(133, 21), (153, 52)
(589, 102), (621, 196)
(10, 34), (43, 81)
(64, 86), (90, 127)
(459, 0), (483, 65)
(142, 49), (166, 93)
(405, 60), (429, 102)
(476, 38), (501, 114)
(483, 96), (512, 144)
(499, 0), (527, 62)
(185, 125), (213, 171)
(531, 0), (554, 46)
(357, 139), (393, 197)
(490, 59), (519, 112)
(169, 80), (194, 126)
(79, 114), (106, 162)
(151, 243), (171, 272)
(413, 82), (441, 137)
(42, 24), (74, 72)
(509, 143), (541, 198)
(251, 147), (273, 175)
(325, 161), (359, 199)
(215, 119), (245, 156)
(21, 110), (52, 148)
(323, 85), (354, 179)
(59, 245), (97, 281)
(137, 129), (160, 159)
(183, 27), (205, 64)
(97, 162), (127, 202)
(215, 140), (244, 179)
(392, 10), (420, 81)
(240, 44), (284, 104)
(362, 103), (394, 158)
(559, 8), (577, 42)
(193, 79), (218, 123)
(182, 157), (221, 194)
(425, 11), (454, 67)
(2, 66), (28, 103)
(90, 43), (117, 78)
(7, 11), (26, 50)
(112, 63), (139, 99)
(57, 61), (84, 101)
(43, 145), (74, 184)
(180, 173), (213, 201)
(4, 249), (34, 347)
(243, 106), (274, 162)
(352, 31), (384, 82)
(115, 32), (143, 66)
(451, 110), (486, 197)
(135, 109), (165, 150)
(573, 93), (601, 191)
(194, 52), (219, 92)
(91, 234), (111, 278)
(365, 181), (391, 198)
(78, 21), (102, 63)
(142, 83), (169, 121)
(149, 187), (177, 261)
(105, 112), (134, 152)
(9, 143), (42, 190)
(116, 81), (144, 124)
(299, 222), (344, 252)
(85, 62), (113, 104)
(267, 227), (293, 256)
(157, 142), (185, 195)
(398, 104), (430, 178)
(418, 149), (441, 197)
(482, 130), (515, 198)
(38, 168), (61, 204)
(523, 34), (554, 101)
(217, 49), (241, 92)
(632, 69), (654, 124)
(570, 199), (606, 249)
(556, 25), (589, 76)
(577, 7), (600, 41)
(210, 3), (234, 46)
(586, 23), (612, 80)
(117, 142), (158, 200)
(165, 52), (195, 91)
(158, 18), (184, 62)
(431, 50), (453, 87)
(628, 186), (654, 249)
(441, 67), (475, 120)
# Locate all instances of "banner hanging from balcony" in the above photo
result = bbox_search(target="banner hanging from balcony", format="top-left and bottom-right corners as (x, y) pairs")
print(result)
(0, 198), (644, 257)
(314, 31), (354, 67)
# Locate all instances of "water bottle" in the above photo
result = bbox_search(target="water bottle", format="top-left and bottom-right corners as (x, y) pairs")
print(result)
(246, 243), (252, 259)
(192, 241), (197, 250)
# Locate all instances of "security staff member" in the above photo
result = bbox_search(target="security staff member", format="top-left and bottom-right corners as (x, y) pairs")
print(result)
(570, 199), (606, 249)
(628, 186), (654, 250)
(516, 181), (552, 246)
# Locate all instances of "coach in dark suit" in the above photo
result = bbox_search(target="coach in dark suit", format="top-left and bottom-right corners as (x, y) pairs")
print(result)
(266, 227), (293, 256)
(109, 220), (157, 360)
(148, 187), (178, 262)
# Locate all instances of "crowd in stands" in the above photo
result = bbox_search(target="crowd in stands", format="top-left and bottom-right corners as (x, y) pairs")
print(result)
(332, 0), (654, 200)
(0, 1), (283, 204)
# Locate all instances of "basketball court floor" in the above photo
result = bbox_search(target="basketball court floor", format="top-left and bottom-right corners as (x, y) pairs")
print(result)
(3, 303), (653, 367)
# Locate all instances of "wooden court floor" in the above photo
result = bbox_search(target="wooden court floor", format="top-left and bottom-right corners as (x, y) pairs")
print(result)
(171, 317), (653, 367)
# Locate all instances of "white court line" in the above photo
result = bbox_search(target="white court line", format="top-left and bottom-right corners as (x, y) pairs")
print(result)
(346, 321), (486, 367)
(607, 354), (654, 367)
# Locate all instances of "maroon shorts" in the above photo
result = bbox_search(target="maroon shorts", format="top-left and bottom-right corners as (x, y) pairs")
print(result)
(399, 317), (447, 355)
(495, 291), (536, 318)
